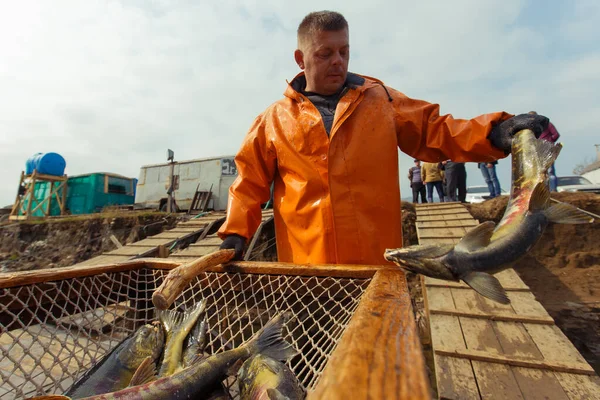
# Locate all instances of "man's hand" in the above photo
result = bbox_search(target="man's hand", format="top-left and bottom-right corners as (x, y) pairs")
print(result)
(219, 234), (246, 261)
(489, 114), (549, 153)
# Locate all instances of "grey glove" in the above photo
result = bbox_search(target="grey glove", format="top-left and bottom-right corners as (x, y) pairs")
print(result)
(489, 114), (549, 153)
(219, 234), (246, 261)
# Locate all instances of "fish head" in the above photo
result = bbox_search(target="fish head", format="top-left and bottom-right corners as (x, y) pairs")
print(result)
(238, 355), (286, 399)
(384, 244), (456, 280)
(120, 321), (165, 368)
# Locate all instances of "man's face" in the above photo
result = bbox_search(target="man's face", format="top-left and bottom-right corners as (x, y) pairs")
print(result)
(415, 161), (420, 167)
(295, 28), (349, 95)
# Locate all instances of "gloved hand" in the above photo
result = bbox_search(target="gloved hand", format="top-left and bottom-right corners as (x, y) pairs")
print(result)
(489, 113), (549, 153)
(219, 234), (246, 261)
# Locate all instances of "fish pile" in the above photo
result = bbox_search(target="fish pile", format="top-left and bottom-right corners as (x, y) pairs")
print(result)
(385, 129), (594, 304)
(32, 300), (305, 400)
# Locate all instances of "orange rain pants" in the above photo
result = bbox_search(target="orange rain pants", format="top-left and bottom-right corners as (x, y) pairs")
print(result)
(218, 73), (511, 265)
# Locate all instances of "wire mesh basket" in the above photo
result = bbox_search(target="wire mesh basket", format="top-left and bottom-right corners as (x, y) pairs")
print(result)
(0, 261), (372, 399)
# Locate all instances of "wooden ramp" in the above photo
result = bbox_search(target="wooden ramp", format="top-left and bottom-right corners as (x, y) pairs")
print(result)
(168, 209), (274, 260)
(416, 202), (600, 399)
(70, 213), (226, 267)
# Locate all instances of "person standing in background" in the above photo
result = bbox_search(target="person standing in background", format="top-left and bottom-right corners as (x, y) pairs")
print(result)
(529, 111), (560, 191)
(478, 161), (502, 198)
(441, 160), (467, 202)
(408, 159), (427, 203)
(421, 161), (445, 203)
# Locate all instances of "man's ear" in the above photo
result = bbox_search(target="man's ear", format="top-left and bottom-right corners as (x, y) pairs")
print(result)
(294, 49), (305, 69)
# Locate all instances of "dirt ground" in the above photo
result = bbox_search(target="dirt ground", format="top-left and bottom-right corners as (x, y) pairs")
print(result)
(0, 212), (178, 272)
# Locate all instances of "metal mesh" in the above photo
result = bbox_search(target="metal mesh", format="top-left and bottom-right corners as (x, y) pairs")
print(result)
(0, 268), (370, 399)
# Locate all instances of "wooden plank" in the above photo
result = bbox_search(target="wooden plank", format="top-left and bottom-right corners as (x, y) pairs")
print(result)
(429, 314), (480, 399)
(417, 226), (469, 239)
(417, 210), (472, 218)
(554, 373), (600, 399)
(430, 309), (554, 325)
(471, 361), (524, 400)
(435, 348), (595, 375)
(434, 356), (481, 399)
(311, 270), (431, 399)
(417, 215), (475, 221)
(508, 292), (550, 318)
(524, 325), (588, 365)
(103, 246), (157, 256)
(416, 219), (479, 228)
(0, 259), (388, 289)
(72, 255), (133, 267)
(109, 235), (123, 248)
(494, 269), (530, 291)
(459, 316), (526, 400)
(424, 277), (530, 292)
(127, 238), (176, 247)
(423, 269), (529, 292)
(492, 321), (544, 360)
(189, 236), (222, 246)
(426, 287), (456, 312)
(151, 232), (193, 239)
(511, 368), (570, 400)
(171, 246), (221, 257)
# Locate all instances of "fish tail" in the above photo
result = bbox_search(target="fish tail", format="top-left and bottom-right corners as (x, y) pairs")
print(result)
(247, 313), (297, 361)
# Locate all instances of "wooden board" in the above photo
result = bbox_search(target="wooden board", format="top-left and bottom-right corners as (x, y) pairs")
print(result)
(127, 238), (176, 247)
(103, 246), (157, 256)
(416, 220), (479, 228)
(189, 236), (222, 246)
(311, 270), (431, 399)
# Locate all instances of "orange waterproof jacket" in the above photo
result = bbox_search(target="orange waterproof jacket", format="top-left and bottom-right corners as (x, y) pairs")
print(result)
(218, 73), (511, 265)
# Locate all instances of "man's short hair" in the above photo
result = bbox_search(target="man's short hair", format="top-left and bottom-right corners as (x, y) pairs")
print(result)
(414, 159), (420, 163)
(297, 11), (348, 49)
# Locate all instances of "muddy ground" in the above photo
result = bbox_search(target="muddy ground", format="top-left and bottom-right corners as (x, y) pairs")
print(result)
(0, 212), (178, 272)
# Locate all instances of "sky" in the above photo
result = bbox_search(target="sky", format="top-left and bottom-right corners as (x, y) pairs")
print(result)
(1, 0), (599, 206)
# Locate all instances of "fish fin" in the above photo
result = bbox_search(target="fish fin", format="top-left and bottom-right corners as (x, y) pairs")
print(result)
(267, 388), (291, 400)
(462, 271), (510, 304)
(249, 313), (298, 361)
(180, 299), (207, 336)
(385, 243), (454, 260)
(128, 356), (157, 387)
(197, 316), (209, 353)
(157, 308), (184, 334)
(454, 221), (496, 253)
(544, 202), (595, 224)
(529, 182), (550, 212)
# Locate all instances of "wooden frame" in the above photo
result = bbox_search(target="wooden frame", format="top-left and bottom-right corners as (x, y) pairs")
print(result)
(0, 259), (431, 399)
(9, 170), (68, 220)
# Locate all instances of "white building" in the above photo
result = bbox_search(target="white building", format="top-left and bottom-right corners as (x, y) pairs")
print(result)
(135, 155), (238, 211)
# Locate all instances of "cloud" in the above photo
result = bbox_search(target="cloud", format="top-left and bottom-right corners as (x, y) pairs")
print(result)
(0, 0), (598, 208)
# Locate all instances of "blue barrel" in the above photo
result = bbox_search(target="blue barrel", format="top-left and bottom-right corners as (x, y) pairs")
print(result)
(25, 153), (66, 176)
(25, 153), (42, 175)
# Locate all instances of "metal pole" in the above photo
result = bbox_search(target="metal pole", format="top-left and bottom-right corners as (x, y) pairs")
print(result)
(167, 161), (175, 213)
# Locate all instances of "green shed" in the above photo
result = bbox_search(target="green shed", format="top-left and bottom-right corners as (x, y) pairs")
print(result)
(66, 173), (136, 215)
(20, 173), (136, 216)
